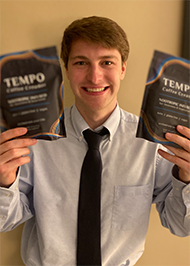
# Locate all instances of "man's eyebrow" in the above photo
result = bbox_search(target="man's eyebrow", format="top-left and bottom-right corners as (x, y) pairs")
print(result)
(70, 55), (88, 60)
(70, 55), (119, 61)
(100, 55), (119, 60)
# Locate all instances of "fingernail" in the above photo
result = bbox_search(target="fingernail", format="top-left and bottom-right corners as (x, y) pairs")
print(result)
(20, 128), (27, 133)
(177, 125), (183, 130)
(165, 132), (172, 139)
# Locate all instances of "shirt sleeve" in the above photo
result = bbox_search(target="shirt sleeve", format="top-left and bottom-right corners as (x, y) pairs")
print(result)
(0, 168), (34, 232)
(153, 151), (190, 237)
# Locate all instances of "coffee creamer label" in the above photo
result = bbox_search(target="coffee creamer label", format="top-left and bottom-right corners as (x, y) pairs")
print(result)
(136, 50), (190, 148)
(0, 46), (66, 140)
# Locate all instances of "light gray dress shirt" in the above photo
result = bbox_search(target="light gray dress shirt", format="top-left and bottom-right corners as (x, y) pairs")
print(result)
(0, 104), (190, 266)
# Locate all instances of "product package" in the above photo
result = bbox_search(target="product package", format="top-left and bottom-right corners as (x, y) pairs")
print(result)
(0, 46), (66, 140)
(136, 50), (190, 148)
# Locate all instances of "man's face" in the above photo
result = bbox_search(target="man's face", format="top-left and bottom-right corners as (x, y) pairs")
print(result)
(66, 39), (126, 117)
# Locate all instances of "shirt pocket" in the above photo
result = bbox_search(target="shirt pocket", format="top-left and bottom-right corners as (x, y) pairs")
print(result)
(112, 184), (152, 231)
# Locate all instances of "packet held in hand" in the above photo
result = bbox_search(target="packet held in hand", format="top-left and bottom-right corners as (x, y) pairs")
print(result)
(136, 50), (190, 148)
(0, 46), (66, 140)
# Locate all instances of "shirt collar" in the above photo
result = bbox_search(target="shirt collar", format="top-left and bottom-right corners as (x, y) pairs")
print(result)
(71, 104), (120, 142)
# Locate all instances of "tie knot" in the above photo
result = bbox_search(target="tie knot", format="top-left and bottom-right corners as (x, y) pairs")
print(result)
(83, 128), (108, 150)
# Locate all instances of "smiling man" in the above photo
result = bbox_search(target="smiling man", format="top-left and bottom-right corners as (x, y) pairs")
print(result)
(0, 16), (190, 266)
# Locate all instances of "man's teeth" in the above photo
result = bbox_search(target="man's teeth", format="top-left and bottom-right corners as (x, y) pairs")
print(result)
(85, 87), (106, 92)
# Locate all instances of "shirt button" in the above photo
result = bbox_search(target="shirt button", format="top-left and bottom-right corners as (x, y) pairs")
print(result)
(79, 136), (83, 141)
(184, 190), (189, 194)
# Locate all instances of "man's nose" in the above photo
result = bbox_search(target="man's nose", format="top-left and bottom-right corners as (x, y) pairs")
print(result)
(86, 65), (103, 84)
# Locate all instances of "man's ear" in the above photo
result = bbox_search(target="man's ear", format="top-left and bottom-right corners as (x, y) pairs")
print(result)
(120, 62), (127, 80)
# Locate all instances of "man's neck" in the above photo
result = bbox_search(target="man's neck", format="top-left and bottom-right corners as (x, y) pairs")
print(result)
(76, 104), (117, 130)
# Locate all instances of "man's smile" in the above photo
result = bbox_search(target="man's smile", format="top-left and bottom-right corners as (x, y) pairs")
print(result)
(82, 86), (110, 92)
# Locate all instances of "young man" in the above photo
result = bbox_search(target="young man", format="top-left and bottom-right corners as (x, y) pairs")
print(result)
(0, 16), (189, 266)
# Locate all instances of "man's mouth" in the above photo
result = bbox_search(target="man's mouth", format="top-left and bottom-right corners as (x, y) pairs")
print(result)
(82, 86), (109, 92)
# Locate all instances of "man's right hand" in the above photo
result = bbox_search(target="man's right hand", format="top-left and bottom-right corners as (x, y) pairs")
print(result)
(0, 128), (37, 188)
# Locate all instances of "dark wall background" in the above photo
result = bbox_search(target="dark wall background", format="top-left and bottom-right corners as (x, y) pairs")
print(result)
(181, 0), (190, 60)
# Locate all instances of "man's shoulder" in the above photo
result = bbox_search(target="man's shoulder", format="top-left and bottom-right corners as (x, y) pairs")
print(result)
(119, 107), (139, 125)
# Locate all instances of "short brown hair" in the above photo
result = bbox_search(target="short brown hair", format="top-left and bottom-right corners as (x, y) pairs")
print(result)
(60, 16), (130, 69)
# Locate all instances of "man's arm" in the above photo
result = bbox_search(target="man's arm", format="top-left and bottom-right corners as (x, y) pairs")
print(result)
(155, 125), (190, 236)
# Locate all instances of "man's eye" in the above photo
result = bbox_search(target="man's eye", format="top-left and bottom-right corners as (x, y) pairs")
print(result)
(75, 61), (87, 65)
(104, 61), (112, 65)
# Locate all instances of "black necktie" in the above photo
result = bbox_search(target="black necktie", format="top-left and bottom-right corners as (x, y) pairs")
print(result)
(77, 128), (108, 266)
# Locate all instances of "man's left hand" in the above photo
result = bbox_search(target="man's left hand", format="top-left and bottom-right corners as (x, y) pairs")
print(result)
(158, 125), (190, 184)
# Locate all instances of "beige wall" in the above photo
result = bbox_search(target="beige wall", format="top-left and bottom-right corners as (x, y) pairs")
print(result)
(0, 0), (189, 265)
